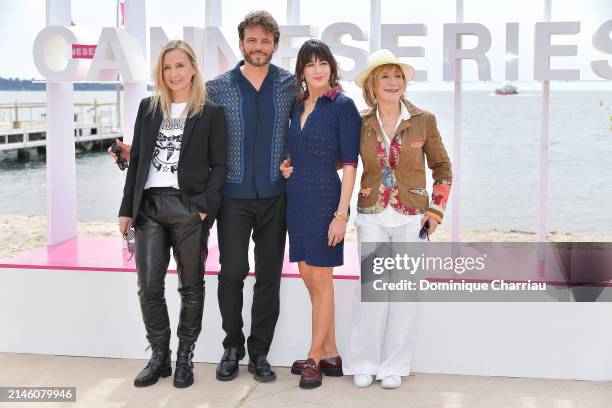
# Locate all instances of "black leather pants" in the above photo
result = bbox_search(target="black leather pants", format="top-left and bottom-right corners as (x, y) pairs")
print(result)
(134, 187), (210, 345)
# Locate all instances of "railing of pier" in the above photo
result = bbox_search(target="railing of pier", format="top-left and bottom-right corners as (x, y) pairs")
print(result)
(0, 101), (121, 134)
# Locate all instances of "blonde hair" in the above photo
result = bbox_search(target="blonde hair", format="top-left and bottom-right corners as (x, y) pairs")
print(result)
(361, 64), (408, 109)
(149, 40), (206, 118)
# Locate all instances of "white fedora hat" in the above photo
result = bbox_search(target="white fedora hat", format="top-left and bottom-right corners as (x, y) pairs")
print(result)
(355, 49), (415, 88)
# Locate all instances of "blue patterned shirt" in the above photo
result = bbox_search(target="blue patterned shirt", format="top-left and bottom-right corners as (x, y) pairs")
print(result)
(206, 62), (296, 199)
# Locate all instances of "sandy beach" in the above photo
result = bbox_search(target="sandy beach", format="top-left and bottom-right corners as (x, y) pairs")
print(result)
(1, 215), (610, 261)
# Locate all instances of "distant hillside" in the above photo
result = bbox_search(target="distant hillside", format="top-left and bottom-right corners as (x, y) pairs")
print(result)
(0, 77), (121, 91)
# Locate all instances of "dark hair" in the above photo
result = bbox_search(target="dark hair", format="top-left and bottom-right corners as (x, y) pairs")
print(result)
(294, 39), (342, 99)
(238, 10), (280, 44)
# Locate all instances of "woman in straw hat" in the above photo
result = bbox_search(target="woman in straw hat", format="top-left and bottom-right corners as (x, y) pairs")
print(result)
(344, 49), (452, 389)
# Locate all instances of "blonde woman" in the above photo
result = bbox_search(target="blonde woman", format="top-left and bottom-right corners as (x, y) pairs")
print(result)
(344, 49), (452, 389)
(118, 40), (227, 388)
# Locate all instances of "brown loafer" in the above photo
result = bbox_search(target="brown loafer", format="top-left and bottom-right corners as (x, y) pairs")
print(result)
(299, 358), (322, 389)
(291, 356), (343, 376)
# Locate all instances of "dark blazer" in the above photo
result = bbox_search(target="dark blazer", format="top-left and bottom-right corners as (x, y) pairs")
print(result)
(119, 96), (228, 227)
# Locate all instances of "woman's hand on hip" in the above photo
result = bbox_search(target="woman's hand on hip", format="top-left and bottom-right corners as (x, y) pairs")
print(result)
(328, 218), (347, 247)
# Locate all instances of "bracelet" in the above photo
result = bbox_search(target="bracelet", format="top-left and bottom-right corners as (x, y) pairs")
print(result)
(333, 211), (349, 222)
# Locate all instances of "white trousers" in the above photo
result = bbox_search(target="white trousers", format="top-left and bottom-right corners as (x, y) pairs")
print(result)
(344, 213), (422, 379)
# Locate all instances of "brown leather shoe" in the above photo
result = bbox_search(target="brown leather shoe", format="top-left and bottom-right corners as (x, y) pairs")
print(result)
(291, 356), (343, 376)
(299, 358), (322, 389)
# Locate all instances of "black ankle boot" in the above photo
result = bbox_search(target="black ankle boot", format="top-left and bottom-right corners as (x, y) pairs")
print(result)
(174, 339), (195, 388)
(133, 344), (172, 387)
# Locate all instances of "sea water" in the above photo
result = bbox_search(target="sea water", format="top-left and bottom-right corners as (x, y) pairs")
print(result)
(0, 89), (610, 235)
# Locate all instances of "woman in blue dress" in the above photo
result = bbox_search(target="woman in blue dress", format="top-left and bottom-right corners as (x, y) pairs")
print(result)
(280, 39), (361, 389)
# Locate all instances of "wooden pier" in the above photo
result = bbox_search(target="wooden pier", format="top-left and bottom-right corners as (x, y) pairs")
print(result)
(0, 101), (122, 156)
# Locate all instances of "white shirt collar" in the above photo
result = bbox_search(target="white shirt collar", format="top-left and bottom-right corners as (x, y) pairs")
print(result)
(400, 101), (411, 121)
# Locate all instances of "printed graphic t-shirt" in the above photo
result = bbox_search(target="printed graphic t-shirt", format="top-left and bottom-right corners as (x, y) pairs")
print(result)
(144, 102), (187, 190)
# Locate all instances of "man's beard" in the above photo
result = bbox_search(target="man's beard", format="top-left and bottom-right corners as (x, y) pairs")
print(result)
(243, 50), (273, 67)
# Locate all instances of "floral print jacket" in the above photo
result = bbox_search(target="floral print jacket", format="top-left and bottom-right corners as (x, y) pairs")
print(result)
(357, 99), (452, 223)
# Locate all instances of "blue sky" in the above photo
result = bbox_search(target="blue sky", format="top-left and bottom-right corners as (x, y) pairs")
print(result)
(1, 0), (611, 89)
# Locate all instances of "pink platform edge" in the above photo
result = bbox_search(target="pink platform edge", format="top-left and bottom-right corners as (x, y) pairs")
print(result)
(0, 234), (360, 280)
(2, 235), (611, 287)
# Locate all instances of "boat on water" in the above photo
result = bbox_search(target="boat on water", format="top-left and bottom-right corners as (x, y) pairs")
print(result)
(495, 84), (519, 95)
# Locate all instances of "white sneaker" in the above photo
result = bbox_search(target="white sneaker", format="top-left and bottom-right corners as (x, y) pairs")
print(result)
(381, 375), (401, 389)
(353, 374), (374, 388)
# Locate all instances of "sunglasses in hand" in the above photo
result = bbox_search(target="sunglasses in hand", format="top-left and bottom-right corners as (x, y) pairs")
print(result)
(419, 219), (430, 241)
(123, 228), (136, 261)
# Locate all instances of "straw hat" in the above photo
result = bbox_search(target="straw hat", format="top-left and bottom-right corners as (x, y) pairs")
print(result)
(355, 49), (415, 88)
